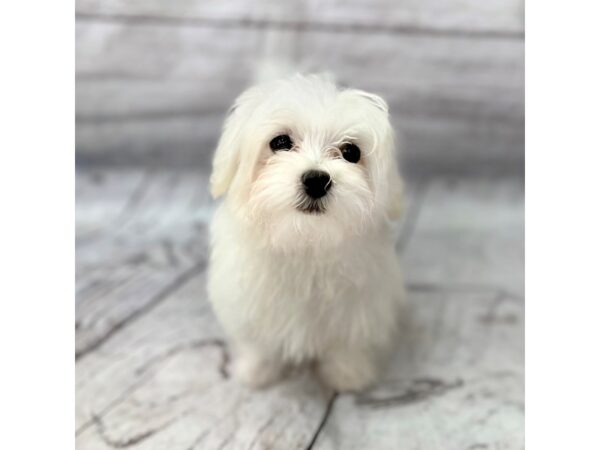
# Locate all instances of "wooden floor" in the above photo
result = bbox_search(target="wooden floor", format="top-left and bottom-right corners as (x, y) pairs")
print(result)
(76, 169), (524, 450)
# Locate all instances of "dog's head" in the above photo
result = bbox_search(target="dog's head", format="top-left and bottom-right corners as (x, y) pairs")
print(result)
(210, 74), (403, 251)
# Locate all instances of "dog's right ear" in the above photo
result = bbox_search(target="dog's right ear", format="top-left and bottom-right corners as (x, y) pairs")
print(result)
(210, 87), (262, 199)
(210, 106), (242, 198)
(210, 101), (247, 198)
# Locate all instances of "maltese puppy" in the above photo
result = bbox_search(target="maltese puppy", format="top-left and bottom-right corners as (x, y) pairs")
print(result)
(207, 74), (405, 392)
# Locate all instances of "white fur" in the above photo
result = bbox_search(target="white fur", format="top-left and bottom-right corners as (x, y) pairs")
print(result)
(207, 74), (405, 391)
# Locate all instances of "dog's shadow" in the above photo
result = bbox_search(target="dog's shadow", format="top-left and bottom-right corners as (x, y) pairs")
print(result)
(352, 298), (465, 408)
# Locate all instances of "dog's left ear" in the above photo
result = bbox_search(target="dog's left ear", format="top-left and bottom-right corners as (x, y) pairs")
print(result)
(351, 89), (389, 114)
(210, 104), (244, 198)
(360, 92), (404, 219)
(210, 87), (262, 199)
(351, 89), (404, 220)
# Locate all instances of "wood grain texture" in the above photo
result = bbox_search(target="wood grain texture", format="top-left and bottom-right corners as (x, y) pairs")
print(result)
(402, 178), (525, 297)
(76, 0), (524, 34)
(76, 170), (213, 359)
(76, 170), (523, 449)
(76, 21), (523, 174)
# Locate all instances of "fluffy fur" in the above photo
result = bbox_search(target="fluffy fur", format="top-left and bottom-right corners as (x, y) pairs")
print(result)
(207, 74), (405, 391)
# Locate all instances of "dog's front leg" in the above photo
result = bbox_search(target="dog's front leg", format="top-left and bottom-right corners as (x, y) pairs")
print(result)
(231, 341), (286, 389)
(317, 347), (379, 392)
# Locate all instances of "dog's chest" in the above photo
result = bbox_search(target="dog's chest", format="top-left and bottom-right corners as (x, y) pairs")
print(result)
(244, 246), (369, 303)
(238, 246), (396, 359)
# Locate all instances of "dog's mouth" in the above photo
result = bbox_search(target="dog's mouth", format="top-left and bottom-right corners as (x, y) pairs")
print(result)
(295, 197), (326, 214)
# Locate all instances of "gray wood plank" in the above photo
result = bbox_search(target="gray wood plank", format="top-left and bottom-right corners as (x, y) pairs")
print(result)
(75, 23), (522, 102)
(76, 0), (524, 34)
(76, 115), (222, 168)
(76, 271), (220, 433)
(76, 79), (240, 119)
(77, 170), (212, 269)
(76, 170), (213, 359)
(401, 177), (524, 297)
(76, 170), (146, 240)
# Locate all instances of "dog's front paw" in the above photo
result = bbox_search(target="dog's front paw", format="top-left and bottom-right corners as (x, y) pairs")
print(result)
(317, 352), (379, 392)
(232, 346), (284, 389)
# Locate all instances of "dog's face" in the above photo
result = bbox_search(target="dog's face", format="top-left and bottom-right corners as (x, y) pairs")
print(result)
(211, 75), (403, 251)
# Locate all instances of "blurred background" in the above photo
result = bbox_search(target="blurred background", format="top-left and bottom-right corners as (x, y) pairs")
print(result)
(76, 0), (524, 177)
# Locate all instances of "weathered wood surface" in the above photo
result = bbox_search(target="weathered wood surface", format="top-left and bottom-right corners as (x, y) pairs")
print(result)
(76, 0), (524, 34)
(75, 0), (524, 176)
(76, 169), (523, 449)
(402, 178), (524, 297)
(76, 170), (212, 358)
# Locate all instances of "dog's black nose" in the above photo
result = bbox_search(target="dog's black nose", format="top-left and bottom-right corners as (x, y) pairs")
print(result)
(302, 170), (331, 199)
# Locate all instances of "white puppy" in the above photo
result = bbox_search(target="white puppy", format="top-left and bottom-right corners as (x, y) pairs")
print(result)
(208, 74), (405, 392)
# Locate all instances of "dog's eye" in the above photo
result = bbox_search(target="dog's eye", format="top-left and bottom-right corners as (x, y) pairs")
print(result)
(341, 143), (361, 163)
(269, 135), (293, 151)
